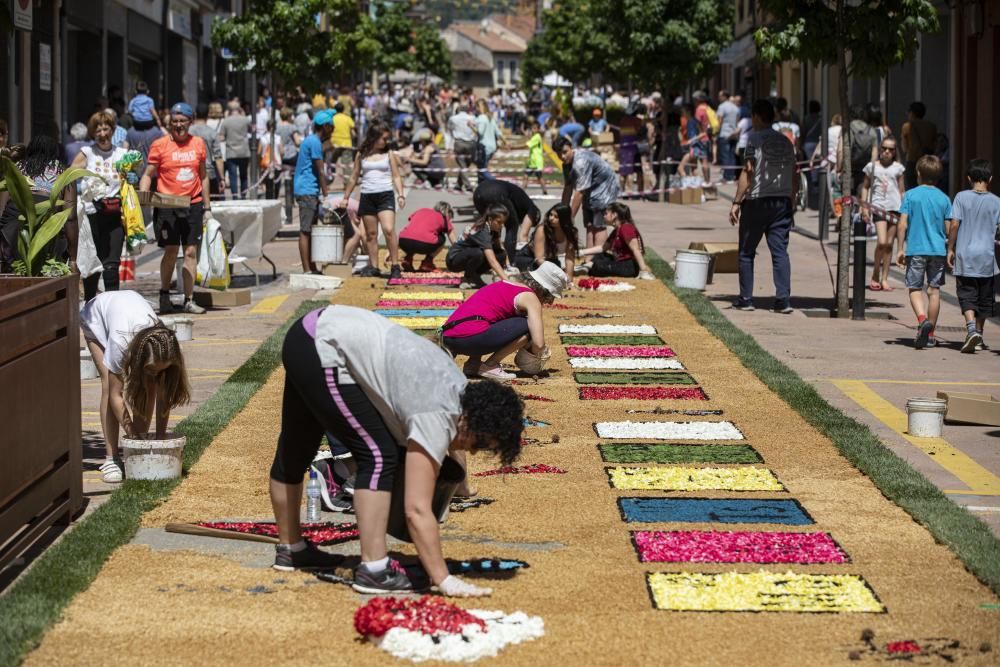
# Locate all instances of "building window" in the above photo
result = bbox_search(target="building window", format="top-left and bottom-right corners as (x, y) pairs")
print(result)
(509, 60), (517, 84)
(495, 59), (503, 86)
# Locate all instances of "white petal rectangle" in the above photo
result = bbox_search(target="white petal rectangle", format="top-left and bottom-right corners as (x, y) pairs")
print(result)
(558, 324), (657, 334)
(568, 357), (685, 370)
(595, 421), (744, 441)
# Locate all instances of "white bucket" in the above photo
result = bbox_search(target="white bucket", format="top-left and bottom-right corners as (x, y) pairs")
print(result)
(80, 348), (99, 379)
(122, 434), (186, 480)
(311, 224), (344, 264)
(674, 249), (712, 290)
(161, 316), (194, 341)
(906, 398), (947, 437)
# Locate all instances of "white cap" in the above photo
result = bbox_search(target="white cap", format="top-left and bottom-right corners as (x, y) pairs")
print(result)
(528, 261), (568, 299)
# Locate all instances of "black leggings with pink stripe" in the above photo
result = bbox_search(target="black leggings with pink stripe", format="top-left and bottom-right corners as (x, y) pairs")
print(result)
(270, 313), (400, 491)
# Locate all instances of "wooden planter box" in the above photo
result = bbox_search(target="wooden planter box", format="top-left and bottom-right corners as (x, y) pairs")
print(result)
(0, 275), (83, 571)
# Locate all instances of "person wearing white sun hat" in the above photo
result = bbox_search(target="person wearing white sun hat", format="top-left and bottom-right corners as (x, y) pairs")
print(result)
(441, 261), (567, 381)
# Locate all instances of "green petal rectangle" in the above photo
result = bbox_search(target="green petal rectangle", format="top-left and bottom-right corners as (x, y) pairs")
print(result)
(575, 371), (696, 385)
(560, 334), (666, 345)
(600, 443), (762, 464)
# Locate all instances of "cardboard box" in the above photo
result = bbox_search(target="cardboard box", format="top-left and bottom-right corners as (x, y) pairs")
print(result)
(137, 191), (191, 209)
(192, 287), (252, 308)
(937, 391), (1000, 427)
(689, 242), (739, 273)
(596, 131), (615, 146)
(681, 186), (703, 205)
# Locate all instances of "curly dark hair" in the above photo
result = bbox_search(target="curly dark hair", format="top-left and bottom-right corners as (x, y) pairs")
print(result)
(542, 203), (578, 262)
(460, 380), (524, 467)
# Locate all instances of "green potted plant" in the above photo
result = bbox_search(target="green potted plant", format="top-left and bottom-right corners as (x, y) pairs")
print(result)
(0, 155), (95, 571)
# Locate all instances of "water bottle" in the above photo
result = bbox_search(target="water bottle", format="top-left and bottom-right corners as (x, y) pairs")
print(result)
(305, 469), (322, 523)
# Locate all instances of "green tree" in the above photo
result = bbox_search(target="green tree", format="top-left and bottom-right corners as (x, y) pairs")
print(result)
(211, 0), (378, 90)
(413, 22), (453, 81)
(754, 0), (940, 317)
(371, 1), (417, 81)
(521, 1), (613, 86)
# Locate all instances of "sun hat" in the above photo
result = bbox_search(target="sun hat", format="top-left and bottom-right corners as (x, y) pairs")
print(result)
(528, 261), (568, 299)
(170, 102), (194, 119)
(313, 108), (336, 126)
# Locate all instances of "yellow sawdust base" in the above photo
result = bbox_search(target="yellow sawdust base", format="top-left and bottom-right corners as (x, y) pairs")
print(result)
(27, 278), (999, 666)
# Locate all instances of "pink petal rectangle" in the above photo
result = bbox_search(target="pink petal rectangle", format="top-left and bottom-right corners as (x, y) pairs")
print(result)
(387, 278), (462, 286)
(633, 530), (848, 564)
(579, 386), (707, 401)
(565, 345), (675, 358)
(376, 300), (462, 308)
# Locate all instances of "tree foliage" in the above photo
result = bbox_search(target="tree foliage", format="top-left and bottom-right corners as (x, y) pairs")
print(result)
(753, 0), (939, 78)
(372, 1), (418, 76)
(212, 0), (379, 89)
(523, 0), (732, 89)
(413, 22), (453, 81)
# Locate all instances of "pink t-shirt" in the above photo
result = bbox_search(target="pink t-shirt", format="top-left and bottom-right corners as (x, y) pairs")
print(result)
(400, 208), (453, 245)
(443, 281), (531, 337)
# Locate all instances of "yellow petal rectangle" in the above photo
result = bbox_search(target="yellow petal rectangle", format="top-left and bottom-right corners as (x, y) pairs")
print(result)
(607, 466), (784, 491)
(379, 292), (465, 301)
(388, 317), (448, 329)
(647, 571), (884, 613)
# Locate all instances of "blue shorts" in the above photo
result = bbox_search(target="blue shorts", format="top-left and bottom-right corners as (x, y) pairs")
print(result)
(904, 255), (946, 289)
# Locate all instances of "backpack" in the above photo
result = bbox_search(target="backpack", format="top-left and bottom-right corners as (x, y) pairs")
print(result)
(704, 106), (720, 136)
(850, 123), (876, 174)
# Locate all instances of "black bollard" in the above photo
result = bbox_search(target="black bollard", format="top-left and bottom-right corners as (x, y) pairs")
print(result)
(851, 216), (867, 320)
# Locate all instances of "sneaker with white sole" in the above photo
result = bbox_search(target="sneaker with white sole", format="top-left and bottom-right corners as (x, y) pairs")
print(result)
(977, 340), (990, 352)
(311, 458), (354, 512)
(479, 366), (516, 381)
(914, 319), (933, 349)
(182, 299), (206, 314)
(352, 559), (424, 594)
(961, 331), (983, 354)
(100, 459), (123, 483)
(273, 542), (342, 572)
(637, 270), (655, 281)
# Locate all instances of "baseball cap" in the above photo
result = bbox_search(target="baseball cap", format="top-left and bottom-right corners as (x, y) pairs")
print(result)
(170, 102), (194, 119)
(528, 261), (568, 299)
(313, 109), (336, 126)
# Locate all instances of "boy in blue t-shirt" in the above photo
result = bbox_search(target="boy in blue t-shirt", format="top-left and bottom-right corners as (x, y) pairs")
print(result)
(947, 159), (1000, 353)
(895, 155), (952, 349)
(127, 81), (162, 131)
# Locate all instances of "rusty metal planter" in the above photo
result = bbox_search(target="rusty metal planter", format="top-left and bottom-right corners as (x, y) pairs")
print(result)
(0, 275), (83, 571)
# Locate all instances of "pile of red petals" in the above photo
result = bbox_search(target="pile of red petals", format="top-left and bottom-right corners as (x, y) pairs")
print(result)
(474, 463), (567, 477)
(354, 595), (485, 638)
(517, 393), (555, 402)
(565, 345), (674, 358)
(885, 641), (922, 655)
(579, 386), (707, 401)
(577, 278), (620, 290)
(196, 521), (359, 545)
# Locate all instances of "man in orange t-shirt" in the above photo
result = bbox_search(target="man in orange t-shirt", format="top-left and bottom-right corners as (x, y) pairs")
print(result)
(140, 102), (210, 314)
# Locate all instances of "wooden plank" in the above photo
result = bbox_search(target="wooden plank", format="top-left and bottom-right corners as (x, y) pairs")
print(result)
(0, 460), (70, 541)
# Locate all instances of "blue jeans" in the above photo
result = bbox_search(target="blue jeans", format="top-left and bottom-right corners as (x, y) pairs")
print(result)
(718, 137), (737, 181)
(477, 149), (497, 181)
(225, 157), (249, 197)
(738, 197), (793, 307)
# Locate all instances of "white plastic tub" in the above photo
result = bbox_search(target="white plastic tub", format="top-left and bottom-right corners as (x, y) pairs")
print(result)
(80, 348), (99, 379)
(161, 316), (193, 341)
(311, 224), (344, 264)
(674, 249), (712, 290)
(122, 434), (186, 480)
(906, 397), (947, 437)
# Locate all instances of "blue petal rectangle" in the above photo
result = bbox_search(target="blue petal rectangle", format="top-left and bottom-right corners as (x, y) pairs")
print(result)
(618, 498), (813, 525)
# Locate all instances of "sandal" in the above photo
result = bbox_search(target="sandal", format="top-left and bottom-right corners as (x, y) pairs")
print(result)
(868, 281), (882, 291)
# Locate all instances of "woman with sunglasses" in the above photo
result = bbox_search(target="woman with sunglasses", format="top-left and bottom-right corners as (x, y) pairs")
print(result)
(861, 138), (906, 291)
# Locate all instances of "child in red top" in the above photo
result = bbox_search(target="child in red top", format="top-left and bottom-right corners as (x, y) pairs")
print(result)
(579, 202), (655, 279)
(399, 201), (456, 271)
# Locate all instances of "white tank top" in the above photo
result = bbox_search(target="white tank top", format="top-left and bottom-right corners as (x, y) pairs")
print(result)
(360, 152), (393, 193)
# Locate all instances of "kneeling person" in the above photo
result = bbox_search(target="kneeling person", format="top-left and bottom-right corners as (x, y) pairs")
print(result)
(269, 305), (524, 598)
(399, 202), (456, 272)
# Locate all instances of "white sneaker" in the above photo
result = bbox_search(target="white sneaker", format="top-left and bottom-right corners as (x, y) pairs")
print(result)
(478, 366), (516, 381)
(638, 271), (655, 281)
(100, 459), (123, 483)
(182, 299), (206, 314)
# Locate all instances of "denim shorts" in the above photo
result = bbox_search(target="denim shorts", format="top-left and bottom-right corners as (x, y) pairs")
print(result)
(904, 255), (946, 289)
(296, 195), (319, 232)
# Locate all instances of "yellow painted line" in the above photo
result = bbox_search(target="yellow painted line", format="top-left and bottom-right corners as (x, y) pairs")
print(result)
(832, 380), (1000, 495)
(828, 378), (1000, 387)
(250, 294), (289, 314)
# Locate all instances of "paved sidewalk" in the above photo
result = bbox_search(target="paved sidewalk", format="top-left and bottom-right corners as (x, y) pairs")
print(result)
(626, 186), (1000, 536)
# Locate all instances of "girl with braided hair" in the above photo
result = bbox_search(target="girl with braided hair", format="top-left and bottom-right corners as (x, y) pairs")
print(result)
(81, 290), (191, 482)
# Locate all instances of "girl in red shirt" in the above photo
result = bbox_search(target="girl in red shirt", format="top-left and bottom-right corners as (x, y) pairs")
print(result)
(398, 201), (455, 271)
(579, 202), (655, 279)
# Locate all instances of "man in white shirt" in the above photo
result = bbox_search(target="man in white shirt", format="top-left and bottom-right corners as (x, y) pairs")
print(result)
(448, 108), (477, 191)
(717, 91), (741, 183)
(730, 99), (798, 313)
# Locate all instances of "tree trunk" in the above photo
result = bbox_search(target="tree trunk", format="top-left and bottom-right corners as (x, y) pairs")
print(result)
(834, 0), (852, 318)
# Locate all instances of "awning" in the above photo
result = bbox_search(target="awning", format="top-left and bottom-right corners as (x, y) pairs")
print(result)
(717, 33), (757, 66)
